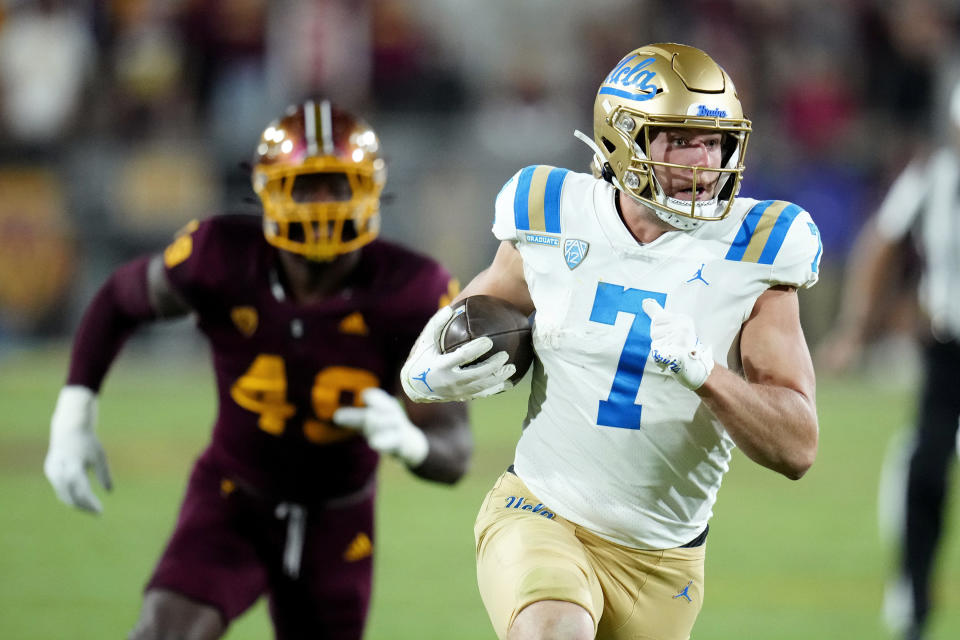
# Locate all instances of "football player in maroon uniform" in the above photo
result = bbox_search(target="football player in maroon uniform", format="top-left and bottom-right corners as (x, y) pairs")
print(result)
(43, 100), (472, 639)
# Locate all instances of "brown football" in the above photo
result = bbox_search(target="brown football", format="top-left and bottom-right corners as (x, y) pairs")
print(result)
(440, 295), (533, 384)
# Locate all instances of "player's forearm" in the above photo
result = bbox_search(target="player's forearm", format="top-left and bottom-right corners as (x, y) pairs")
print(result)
(696, 365), (818, 480)
(66, 257), (157, 391)
(834, 226), (900, 340)
(454, 242), (534, 314)
(409, 417), (473, 484)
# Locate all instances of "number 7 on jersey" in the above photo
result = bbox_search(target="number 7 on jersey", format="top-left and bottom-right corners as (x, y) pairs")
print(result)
(589, 282), (666, 429)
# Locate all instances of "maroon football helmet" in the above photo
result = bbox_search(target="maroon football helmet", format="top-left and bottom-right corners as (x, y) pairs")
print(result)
(252, 100), (387, 260)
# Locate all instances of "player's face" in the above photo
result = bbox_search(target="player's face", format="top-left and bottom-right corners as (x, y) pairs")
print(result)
(291, 172), (352, 203)
(648, 128), (724, 201)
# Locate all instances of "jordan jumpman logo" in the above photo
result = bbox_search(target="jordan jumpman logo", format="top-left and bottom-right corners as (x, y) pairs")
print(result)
(686, 264), (709, 285)
(673, 580), (693, 603)
(413, 369), (433, 392)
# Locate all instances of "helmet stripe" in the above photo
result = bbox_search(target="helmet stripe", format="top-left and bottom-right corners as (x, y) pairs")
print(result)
(319, 99), (334, 155)
(304, 99), (318, 156)
(598, 86), (658, 102)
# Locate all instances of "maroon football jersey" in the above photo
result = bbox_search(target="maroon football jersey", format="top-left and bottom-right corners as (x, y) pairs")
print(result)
(161, 215), (456, 504)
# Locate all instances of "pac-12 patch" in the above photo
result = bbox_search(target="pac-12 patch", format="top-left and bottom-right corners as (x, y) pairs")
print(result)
(564, 238), (589, 270)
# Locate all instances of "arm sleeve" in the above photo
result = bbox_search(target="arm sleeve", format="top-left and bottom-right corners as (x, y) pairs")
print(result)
(874, 157), (930, 241)
(65, 256), (157, 392)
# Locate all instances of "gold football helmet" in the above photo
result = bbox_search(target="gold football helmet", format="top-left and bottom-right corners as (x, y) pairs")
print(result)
(586, 43), (751, 229)
(252, 99), (386, 260)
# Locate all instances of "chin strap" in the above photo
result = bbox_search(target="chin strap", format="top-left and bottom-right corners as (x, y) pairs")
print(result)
(574, 130), (624, 190)
(649, 194), (715, 231)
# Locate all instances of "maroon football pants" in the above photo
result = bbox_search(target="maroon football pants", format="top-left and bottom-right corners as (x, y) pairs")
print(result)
(146, 456), (375, 639)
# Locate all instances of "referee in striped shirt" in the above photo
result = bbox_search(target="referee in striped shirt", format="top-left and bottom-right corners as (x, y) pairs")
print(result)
(819, 81), (960, 640)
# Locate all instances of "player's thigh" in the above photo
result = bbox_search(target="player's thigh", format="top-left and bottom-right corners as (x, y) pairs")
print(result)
(128, 589), (225, 640)
(268, 492), (375, 640)
(144, 460), (268, 625)
(475, 471), (603, 639)
(582, 527), (705, 640)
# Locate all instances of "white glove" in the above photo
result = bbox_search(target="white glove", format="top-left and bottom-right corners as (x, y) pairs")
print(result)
(401, 305), (516, 403)
(43, 385), (113, 513)
(333, 388), (429, 467)
(642, 299), (715, 391)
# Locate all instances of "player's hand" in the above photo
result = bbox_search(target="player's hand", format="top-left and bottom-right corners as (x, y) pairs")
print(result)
(43, 385), (113, 514)
(333, 388), (429, 467)
(814, 327), (863, 374)
(642, 299), (715, 391)
(401, 305), (516, 403)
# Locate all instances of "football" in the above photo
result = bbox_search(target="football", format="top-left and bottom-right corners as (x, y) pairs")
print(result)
(440, 295), (534, 384)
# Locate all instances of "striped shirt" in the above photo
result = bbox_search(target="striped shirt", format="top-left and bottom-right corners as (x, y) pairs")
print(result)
(875, 148), (960, 339)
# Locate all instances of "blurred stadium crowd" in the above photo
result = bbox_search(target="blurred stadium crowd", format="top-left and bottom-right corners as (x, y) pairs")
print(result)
(0, 0), (958, 350)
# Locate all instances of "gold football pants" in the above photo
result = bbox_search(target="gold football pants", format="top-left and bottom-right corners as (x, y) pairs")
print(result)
(475, 471), (705, 640)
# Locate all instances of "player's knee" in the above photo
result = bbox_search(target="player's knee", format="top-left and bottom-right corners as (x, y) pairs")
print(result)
(508, 600), (594, 640)
(128, 589), (225, 640)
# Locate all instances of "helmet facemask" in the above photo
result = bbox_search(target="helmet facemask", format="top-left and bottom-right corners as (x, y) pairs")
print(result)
(610, 108), (750, 230)
(256, 156), (382, 261)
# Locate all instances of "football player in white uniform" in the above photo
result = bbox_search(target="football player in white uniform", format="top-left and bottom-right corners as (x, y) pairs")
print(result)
(402, 43), (822, 640)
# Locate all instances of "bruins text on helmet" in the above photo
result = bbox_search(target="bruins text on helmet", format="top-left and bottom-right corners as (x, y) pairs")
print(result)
(583, 43), (752, 231)
(252, 99), (387, 260)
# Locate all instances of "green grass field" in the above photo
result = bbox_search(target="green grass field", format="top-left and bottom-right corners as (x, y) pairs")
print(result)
(2, 342), (958, 639)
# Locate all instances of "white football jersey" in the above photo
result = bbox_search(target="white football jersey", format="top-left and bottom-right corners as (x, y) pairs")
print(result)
(493, 165), (822, 549)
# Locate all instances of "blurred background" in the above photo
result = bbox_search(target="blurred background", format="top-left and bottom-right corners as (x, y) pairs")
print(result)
(2, 0), (960, 638)
(2, 0), (959, 349)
